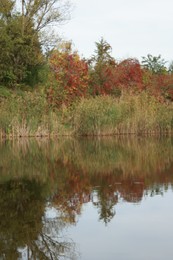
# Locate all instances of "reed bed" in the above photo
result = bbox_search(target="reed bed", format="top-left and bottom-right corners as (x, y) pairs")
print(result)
(72, 93), (173, 136)
(0, 91), (173, 138)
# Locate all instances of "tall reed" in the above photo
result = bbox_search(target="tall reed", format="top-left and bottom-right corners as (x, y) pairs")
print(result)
(0, 90), (173, 137)
(71, 93), (173, 135)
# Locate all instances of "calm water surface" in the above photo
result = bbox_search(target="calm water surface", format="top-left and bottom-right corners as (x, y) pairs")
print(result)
(0, 137), (173, 260)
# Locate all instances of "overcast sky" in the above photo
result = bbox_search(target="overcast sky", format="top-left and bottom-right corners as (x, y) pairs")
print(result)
(58, 0), (173, 63)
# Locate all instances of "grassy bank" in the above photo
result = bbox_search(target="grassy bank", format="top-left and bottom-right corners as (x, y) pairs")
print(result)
(0, 88), (173, 138)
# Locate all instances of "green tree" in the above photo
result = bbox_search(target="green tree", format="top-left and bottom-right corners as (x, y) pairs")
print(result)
(168, 61), (173, 74)
(0, 16), (44, 86)
(17, 0), (71, 50)
(88, 38), (116, 95)
(141, 54), (167, 74)
(92, 37), (114, 65)
(0, 0), (71, 86)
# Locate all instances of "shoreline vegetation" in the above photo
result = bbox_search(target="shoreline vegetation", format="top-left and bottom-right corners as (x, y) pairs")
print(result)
(0, 90), (173, 139)
(1, 44), (173, 139)
(0, 2), (173, 139)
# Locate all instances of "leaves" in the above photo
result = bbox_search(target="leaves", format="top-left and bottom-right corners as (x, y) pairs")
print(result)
(47, 44), (89, 107)
(141, 54), (167, 74)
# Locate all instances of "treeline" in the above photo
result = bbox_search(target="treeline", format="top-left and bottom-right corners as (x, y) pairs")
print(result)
(0, 1), (173, 137)
(47, 39), (173, 108)
(1, 2), (173, 102)
(1, 34), (173, 105)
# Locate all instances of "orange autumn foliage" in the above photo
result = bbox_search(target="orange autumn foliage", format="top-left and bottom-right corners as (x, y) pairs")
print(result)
(47, 47), (89, 108)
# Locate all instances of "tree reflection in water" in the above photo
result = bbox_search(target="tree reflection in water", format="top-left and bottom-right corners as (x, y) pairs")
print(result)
(50, 136), (173, 224)
(92, 188), (118, 224)
(0, 179), (78, 260)
(0, 136), (173, 258)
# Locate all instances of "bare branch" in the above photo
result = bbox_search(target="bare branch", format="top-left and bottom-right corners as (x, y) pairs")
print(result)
(22, 0), (71, 32)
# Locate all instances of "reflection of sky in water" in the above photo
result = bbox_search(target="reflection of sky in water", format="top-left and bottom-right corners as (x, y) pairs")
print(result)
(17, 247), (29, 260)
(66, 188), (173, 260)
(45, 204), (59, 219)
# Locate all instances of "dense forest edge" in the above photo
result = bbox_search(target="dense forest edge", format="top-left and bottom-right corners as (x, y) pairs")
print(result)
(0, 1), (173, 138)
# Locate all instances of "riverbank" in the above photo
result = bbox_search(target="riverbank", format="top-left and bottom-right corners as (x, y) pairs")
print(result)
(0, 88), (172, 138)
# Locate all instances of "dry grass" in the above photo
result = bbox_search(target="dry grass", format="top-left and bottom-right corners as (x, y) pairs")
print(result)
(0, 90), (172, 138)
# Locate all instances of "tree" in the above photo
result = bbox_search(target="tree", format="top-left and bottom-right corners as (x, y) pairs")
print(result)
(113, 58), (144, 91)
(0, 0), (14, 19)
(0, 15), (44, 85)
(141, 54), (167, 74)
(16, 0), (71, 50)
(91, 37), (114, 65)
(47, 42), (89, 107)
(168, 61), (173, 74)
(141, 56), (173, 101)
(0, 0), (71, 86)
(88, 38), (117, 95)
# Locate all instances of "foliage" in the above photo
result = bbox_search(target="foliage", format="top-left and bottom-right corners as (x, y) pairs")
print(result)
(141, 54), (167, 74)
(88, 38), (118, 96)
(47, 42), (89, 108)
(0, 6), (43, 85)
(89, 40), (144, 96)
(168, 61), (173, 74)
(0, 26), (173, 136)
(91, 37), (115, 65)
(142, 70), (173, 101)
(0, 0), (71, 86)
(112, 58), (144, 91)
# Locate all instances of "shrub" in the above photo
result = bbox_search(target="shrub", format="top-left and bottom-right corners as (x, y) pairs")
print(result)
(47, 43), (89, 108)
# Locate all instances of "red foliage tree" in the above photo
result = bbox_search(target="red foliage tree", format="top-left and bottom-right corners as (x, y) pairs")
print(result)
(88, 38), (120, 96)
(90, 63), (120, 96)
(142, 70), (173, 102)
(47, 43), (89, 108)
(113, 59), (144, 91)
(89, 57), (144, 96)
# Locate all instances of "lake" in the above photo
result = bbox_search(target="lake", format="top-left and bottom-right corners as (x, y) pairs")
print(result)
(0, 136), (173, 260)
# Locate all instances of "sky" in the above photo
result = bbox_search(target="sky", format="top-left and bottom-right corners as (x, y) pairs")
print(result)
(58, 0), (173, 63)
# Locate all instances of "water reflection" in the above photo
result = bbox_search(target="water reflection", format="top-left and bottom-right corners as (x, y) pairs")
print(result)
(0, 179), (77, 259)
(0, 137), (173, 258)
